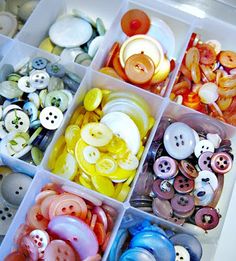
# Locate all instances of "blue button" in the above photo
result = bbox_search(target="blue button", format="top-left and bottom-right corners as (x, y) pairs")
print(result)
(120, 247), (156, 261)
(32, 57), (48, 70)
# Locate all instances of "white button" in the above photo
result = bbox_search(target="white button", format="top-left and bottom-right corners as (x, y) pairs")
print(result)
(83, 145), (100, 164)
(194, 139), (215, 158)
(2, 104), (22, 118)
(195, 170), (218, 191)
(29, 229), (50, 258)
(60, 47), (84, 63)
(39, 106), (63, 130)
(0, 11), (17, 37)
(174, 245), (190, 261)
(206, 133), (221, 149)
(29, 70), (50, 90)
(4, 110), (30, 132)
(0, 121), (7, 139)
(193, 182), (214, 206)
(49, 16), (93, 48)
(88, 35), (105, 58)
(18, 76), (36, 93)
(163, 122), (196, 160)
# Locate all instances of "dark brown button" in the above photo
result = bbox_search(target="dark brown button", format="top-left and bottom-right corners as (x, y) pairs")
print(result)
(171, 194), (195, 214)
(195, 207), (220, 230)
(152, 179), (175, 200)
(179, 160), (198, 179)
(174, 175), (194, 194)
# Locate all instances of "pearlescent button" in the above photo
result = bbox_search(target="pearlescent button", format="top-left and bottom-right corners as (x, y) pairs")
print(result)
(198, 151), (213, 171)
(195, 170), (218, 191)
(120, 247), (156, 261)
(60, 47), (84, 63)
(49, 16), (93, 48)
(153, 156), (178, 179)
(4, 109), (30, 132)
(174, 245), (190, 261)
(194, 139), (215, 158)
(193, 182), (214, 206)
(39, 106), (63, 130)
(18, 76), (36, 93)
(29, 70), (50, 90)
(0, 11), (17, 37)
(210, 152), (233, 174)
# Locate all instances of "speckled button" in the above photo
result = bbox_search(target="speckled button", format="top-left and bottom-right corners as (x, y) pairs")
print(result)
(195, 170), (218, 191)
(179, 160), (198, 179)
(153, 156), (178, 179)
(195, 207), (220, 230)
(152, 197), (173, 219)
(152, 179), (174, 200)
(4, 109), (30, 132)
(171, 194), (195, 214)
(198, 151), (213, 171)
(0, 173), (32, 206)
(194, 139), (215, 158)
(174, 175), (194, 194)
(39, 106), (63, 130)
(164, 122), (196, 160)
(210, 152), (233, 174)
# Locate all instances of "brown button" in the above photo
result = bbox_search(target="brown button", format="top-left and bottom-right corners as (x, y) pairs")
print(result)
(125, 53), (155, 85)
(195, 207), (220, 230)
(174, 175), (194, 194)
(179, 160), (198, 179)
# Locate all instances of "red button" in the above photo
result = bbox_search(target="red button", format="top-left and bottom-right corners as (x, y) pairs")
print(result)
(4, 251), (26, 261)
(174, 175), (194, 194)
(210, 152), (233, 174)
(195, 207), (220, 230)
(179, 160), (198, 179)
(152, 179), (174, 200)
(26, 205), (49, 230)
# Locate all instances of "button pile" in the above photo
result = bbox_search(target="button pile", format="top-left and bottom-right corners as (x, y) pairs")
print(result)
(0, 165), (32, 237)
(109, 219), (202, 261)
(0, 57), (81, 165)
(0, 0), (40, 37)
(99, 9), (175, 96)
(39, 9), (106, 66)
(131, 118), (233, 231)
(171, 33), (236, 126)
(4, 182), (117, 261)
(48, 88), (154, 201)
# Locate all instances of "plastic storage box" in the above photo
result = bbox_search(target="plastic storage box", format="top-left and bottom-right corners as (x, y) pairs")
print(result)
(0, 0), (236, 260)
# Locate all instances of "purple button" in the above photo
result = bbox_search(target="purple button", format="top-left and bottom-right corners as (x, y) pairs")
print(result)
(152, 179), (174, 200)
(173, 207), (195, 219)
(152, 197), (173, 219)
(174, 175), (194, 194)
(135, 164), (154, 196)
(210, 152), (233, 174)
(195, 207), (220, 230)
(167, 216), (185, 225)
(198, 151), (213, 171)
(153, 156), (178, 179)
(171, 194), (195, 214)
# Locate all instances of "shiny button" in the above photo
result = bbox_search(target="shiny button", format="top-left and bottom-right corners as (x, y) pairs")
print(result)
(164, 122), (196, 160)
(29, 229), (50, 258)
(152, 179), (174, 200)
(174, 175), (194, 194)
(4, 109), (30, 132)
(0, 11), (17, 37)
(152, 197), (173, 219)
(174, 245), (190, 261)
(194, 139), (215, 158)
(0, 173), (32, 206)
(18, 76), (36, 93)
(120, 247), (156, 261)
(32, 57), (48, 70)
(153, 156), (178, 179)
(193, 182), (214, 206)
(210, 152), (233, 174)
(39, 106), (63, 130)
(20, 235), (39, 260)
(179, 160), (198, 179)
(198, 151), (213, 171)
(171, 194), (195, 214)
(195, 207), (220, 230)
(29, 70), (50, 90)
(195, 170), (218, 191)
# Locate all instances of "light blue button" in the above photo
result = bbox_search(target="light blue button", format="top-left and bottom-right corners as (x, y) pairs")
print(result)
(120, 247), (156, 261)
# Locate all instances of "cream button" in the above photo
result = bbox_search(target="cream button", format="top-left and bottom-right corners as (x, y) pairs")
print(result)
(4, 110), (30, 132)
(60, 47), (84, 63)
(39, 106), (63, 130)
(0, 11), (18, 37)
(119, 35), (164, 71)
(18, 0), (39, 22)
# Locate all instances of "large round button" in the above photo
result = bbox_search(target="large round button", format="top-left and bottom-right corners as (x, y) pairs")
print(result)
(171, 194), (195, 214)
(0, 11), (17, 37)
(210, 152), (233, 174)
(195, 207), (220, 230)
(179, 160), (198, 179)
(153, 156), (178, 179)
(120, 247), (156, 261)
(39, 106), (63, 130)
(0, 173), (32, 206)
(195, 170), (218, 191)
(152, 179), (174, 200)
(174, 175), (194, 194)
(194, 139), (215, 158)
(174, 245), (190, 261)
(4, 110), (30, 132)
(198, 151), (213, 171)
(163, 122), (196, 160)
(124, 53), (155, 85)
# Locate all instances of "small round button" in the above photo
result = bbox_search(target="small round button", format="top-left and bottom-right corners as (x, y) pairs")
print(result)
(174, 175), (194, 194)
(152, 197), (173, 219)
(195, 207), (220, 230)
(195, 170), (218, 191)
(179, 160), (198, 179)
(167, 215), (185, 225)
(152, 179), (175, 200)
(4, 110), (30, 132)
(125, 53), (155, 85)
(174, 245), (190, 261)
(20, 235), (39, 260)
(39, 106), (63, 130)
(46, 63), (66, 78)
(210, 152), (233, 174)
(29, 70), (50, 90)
(198, 151), (213, 171)
(29, 229), (50, 258)
(193, 182), (214, 206)
(18, 76), (36, 93)
(194, 139), (215, 158)
(32, 57), (48, 70)
(171, 194), (195, 214)
(153, 156), (178, 179)
(164, 122), (196, 160)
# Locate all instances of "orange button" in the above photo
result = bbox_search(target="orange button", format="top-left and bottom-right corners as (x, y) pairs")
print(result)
(125, 53), (155, 85)
(104, 42), (120, 67)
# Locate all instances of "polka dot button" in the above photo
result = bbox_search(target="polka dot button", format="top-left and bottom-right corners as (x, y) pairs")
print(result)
(171, 194), (195, 214)
(195, 207), (220, 230)
(174, 245), (190, 261)
(198, 151), (213, 171)
(194, 139), (214, 158)
(39, 106), (63, 130)
(4, 110), (30, 132)
(164, 122), (196, 160)
(174, 175), (194, 194)
(153, 156), (178, 179)
(29, 70), (50, 90)
(210, 152), (233, 174)
(152, 179), (174, 200)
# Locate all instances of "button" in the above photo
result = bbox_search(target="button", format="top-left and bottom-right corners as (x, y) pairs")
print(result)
(0, 11), (17, 37)
(152, 179), (174, 200)
(174, 175), (194, 194)
(23, 102), (38, 122)
(84, 88), (103, 112)
(44, 90), (69, 112)
(88, 36), (105, 58)
(174, 245), (190, 261)
(26, 205), (49, 230)
(153, 156), (178, 179)
(44, 240), (76, 261)
(18, 0), (39, 22)
(163, 122), (196, 160)
(167, 216), (185, 225)
(193, 182), (214, 206)
(171, 194), (195, 214)
(134, 168), (154, 196)
(18, 76), (36, 93)
(29, 229), (50, 258)
(4, 109), (30, 132)
(0, 173), (32, 206)
(146, 141), (163, 165)
(210, 152), (233, 174)
(119, 35), (164, 70)
(49, 16), (93, 48)
(29, 70), (50, 90)
(39, 106), (63, 130)
(198, 151), (213, 171)
(32, 57), (48, 70)
(170, 234), (202, 261)
(0, 202), (16, 235)
(3, 251), (26, 261)
(124, 53), (155, 85)
(48, 215), (99, 260)
(60, 47), (84, 63)
(20, 235), (39, 260)
(195, 207), (220, 230)
(120, 247), (156, 261)
(0, 81), (23, 99)
(152, 197), (173, 219)
(130, 195), (152, 208)
(195, 170), (218, 191)
(194, 139), (215, 158)
(46, 63), (66, 78)
(206, 133), (221, 149)
(179, 160), (198, 179)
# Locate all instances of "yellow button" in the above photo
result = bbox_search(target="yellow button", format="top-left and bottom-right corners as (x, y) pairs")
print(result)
(39, 37), (55, 53)
(96, 154), (117, 175)
(115, 183), (130, 202)
(69, 106), (86, 125)
(106, 135), (127, 155)
(78, 174), (93, 189)
(91, 175), (115, 197)
(65, 124), (81, 153)
(125, 172), (136, 185)
(108, 167), (135, 180)
(84, 88), (103, 111)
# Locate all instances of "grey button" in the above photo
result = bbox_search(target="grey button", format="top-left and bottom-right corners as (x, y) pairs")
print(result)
(0, 201), (16, 235)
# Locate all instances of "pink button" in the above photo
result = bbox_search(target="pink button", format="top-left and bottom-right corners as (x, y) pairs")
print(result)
(29, 229), (50, 258)
(4, 251), (26, 261)
(198, 151), (213, 171)
(152, 179), (174, 200)
(44, 240), (76, 261)
(210, 152), (233, 174)
(171, 194), (195, 214)
(153, 156), (178, 179)
(195, 207), (220, 230)
(92, 206), (108, 232)
(20, 235), (39, 260)
(26, 205), (49, 230)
